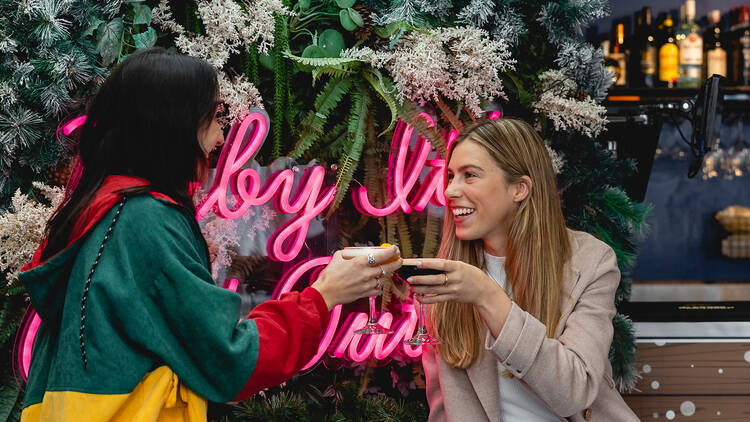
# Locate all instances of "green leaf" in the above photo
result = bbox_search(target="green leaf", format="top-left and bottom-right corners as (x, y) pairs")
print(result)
(339, 9), (357, 31)
(347, 8), (364, 27)
(132, 3), (152, 26)
(96, 18), (124, 66)
(335, 0), (355, 8)
(132, 27), (157, 49)
(83, 18), (104, 37)
(297, 0), (311, 9)
(318, 29), (345, 57)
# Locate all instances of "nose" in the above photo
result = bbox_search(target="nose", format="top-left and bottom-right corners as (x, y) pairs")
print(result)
(444, 177), (460, 199)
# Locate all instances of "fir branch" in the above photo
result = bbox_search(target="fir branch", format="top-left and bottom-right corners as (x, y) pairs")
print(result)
(0, 108), (44, 172)
(538, 0), (609, 45)
(609, 312), (640, 392)
(271, 14), (289, 159)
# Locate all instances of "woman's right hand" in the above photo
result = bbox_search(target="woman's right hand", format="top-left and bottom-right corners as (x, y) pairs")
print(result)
(312, 246), (402, 310)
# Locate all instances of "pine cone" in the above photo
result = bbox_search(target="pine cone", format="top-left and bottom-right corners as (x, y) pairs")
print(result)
(353, 5), (374, 41)
(45, 159), (75, 186)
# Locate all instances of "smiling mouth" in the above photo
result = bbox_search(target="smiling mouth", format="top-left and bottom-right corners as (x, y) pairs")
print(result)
(452, 207), (475, 217)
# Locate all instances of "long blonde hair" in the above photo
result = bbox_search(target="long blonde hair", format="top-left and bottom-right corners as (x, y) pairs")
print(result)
(429, 118), (571, 368)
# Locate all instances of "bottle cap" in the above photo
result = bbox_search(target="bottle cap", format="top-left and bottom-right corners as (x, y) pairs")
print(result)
(684, 0), (695, 19)
(708, 10), (721, 25)
(740, 6), (750, 24)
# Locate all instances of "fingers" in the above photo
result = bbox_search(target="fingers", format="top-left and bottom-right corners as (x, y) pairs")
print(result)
(407, 273), (446, 286)
(407, 258), (450, 271)
(411, 284), (452, 296)
(373, 245), (400, 263)
(415, 293), (450, 304)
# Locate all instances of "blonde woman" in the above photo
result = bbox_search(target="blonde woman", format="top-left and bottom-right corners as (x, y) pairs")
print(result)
(405, 118), (638, 421)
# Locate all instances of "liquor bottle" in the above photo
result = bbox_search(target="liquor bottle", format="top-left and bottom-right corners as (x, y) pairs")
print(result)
(705, 10), (727, 78)
(601, 39), (620, 86)
(677, 0), (703, 88)
(730, 6), (750, 85)
(629, 10), (644, 87)
(611, 22), (628, 86)
(638, 7), (657, 87)
(659, 15), (679, 87)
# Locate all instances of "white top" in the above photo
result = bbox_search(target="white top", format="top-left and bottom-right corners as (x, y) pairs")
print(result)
(484, 252), (559, 422)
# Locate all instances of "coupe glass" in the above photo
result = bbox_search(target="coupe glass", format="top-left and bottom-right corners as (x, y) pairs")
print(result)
(342, 247), (394, 335)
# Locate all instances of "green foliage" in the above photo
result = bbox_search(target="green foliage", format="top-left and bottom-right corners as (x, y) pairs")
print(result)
(330, 83), (371, 213)
(609, 313), (639, 392)
(223, 364), (428, 422)
(290, 77), (353, 159)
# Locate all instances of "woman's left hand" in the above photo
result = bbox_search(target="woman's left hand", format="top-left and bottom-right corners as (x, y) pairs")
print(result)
(403, 257), (513, 337)
(402, 258), (506, 307)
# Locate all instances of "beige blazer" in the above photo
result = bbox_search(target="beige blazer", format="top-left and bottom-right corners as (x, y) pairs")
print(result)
(422, 229), (639, 422)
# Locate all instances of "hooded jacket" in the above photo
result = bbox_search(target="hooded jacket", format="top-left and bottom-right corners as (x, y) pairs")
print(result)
(19, 175), (330, 422)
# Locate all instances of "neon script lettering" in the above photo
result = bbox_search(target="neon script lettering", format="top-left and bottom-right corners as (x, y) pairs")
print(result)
(275, 258), (421, 368)
(19, 110), (500, 379)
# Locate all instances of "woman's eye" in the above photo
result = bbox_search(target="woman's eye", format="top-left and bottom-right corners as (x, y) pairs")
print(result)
(465, 172), (476, 178)
(446, 173), (454, 181)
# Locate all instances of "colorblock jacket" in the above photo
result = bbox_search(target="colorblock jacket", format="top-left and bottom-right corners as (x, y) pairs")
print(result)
(422, 229), (639, 422)
(19, 176), (330, 422)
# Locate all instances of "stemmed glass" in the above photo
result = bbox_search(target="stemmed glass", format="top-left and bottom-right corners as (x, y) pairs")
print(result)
(343, 247), (394, 335)
(404, 294), (440, 345)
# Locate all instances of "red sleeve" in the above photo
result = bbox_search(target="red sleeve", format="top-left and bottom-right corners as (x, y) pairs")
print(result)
(232, 286), (330, 400)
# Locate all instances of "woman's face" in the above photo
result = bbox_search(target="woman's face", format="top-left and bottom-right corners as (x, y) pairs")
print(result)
(445, 140), (522, 249)
(197, 105), (223, 157)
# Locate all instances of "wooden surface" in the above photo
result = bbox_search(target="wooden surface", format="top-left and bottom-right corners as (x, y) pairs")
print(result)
(625, 396), (750, 421)
(623, 342), (750, 420)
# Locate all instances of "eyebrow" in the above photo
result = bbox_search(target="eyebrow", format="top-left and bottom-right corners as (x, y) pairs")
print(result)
(447, 164), (484, 173)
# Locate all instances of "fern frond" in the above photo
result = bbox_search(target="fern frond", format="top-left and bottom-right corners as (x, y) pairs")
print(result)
(328, 86), (371, 214)
(282, 51), (363, 68)
(363, 69), (400, 136)
(398, 101), (446, 156)
(421, 212), (443, 258)
(312, 66), (356, 84)
(395, 213), (413, 259)
(289, 78), (352, 158)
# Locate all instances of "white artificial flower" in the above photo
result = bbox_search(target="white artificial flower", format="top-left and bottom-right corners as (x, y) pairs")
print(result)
(0, 182), (64, 284)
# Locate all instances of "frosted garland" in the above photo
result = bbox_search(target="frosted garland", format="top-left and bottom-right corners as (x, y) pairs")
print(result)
(152, 0), (291, 120)
(532, 69), (607, 138)
(342, 26), (515, 115)
(0, 183), (63, 284)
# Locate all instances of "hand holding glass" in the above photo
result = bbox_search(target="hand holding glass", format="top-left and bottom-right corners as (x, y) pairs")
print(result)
(342, 246), (398, 335)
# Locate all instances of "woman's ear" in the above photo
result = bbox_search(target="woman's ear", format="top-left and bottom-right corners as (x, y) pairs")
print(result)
(513, 176), (533, 203)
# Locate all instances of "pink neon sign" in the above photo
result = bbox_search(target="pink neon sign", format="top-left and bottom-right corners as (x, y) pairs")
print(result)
(19, 110), (502, 379)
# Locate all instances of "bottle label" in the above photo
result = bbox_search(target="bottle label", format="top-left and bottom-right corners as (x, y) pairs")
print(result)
(707, 49), (727, 77)
(641, 46), (656, 74)
(659, 44), (679, 81)
(678, 33), (703, 65)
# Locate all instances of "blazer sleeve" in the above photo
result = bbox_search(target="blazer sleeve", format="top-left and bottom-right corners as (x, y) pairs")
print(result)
(483, 247), (619, 417)
(422, 344), (447, 422)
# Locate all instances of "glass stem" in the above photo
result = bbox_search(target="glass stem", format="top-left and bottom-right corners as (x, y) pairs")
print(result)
(369, 295), (377, 323)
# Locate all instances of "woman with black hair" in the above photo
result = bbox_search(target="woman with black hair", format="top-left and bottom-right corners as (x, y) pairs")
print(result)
(18, 48), (401, 421)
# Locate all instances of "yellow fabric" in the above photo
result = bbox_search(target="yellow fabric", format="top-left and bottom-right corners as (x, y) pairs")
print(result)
(21, 366), (207, 422)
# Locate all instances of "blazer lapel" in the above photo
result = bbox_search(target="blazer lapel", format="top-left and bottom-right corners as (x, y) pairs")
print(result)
(466, 335), (502, 422)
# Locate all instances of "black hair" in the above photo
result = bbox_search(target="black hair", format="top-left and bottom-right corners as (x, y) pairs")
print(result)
(42, 47), (219, 260)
